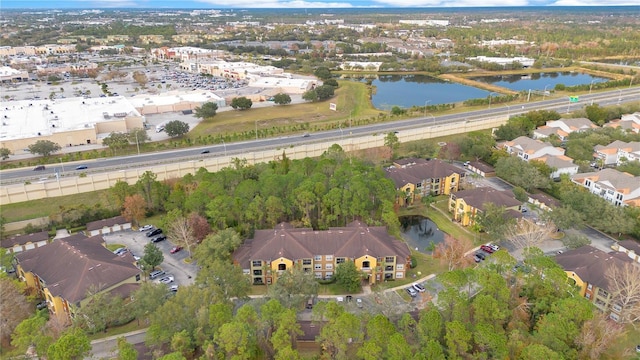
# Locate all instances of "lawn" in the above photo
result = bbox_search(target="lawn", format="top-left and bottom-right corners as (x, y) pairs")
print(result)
(186, 80), (381, 140)
(1, 189), (118, 223)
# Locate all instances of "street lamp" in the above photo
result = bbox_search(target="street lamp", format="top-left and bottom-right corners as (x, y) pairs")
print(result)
(589, 80), (596, 95)
(338, 126), (344, 141)
(617, 88), (622, 103)
(135, 131), (140, 155)
(543, 84), (551, 101)
(426, 113), (435, 125)
(424, 100), (431, 118)
(488, 92), (497, 109)
(221, 139), (227, 156)
(255, 120), (258, 140)
(505, 104), (511, 118)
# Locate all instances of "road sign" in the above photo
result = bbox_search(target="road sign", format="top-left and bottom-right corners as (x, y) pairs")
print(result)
(569, 96), (579, 103)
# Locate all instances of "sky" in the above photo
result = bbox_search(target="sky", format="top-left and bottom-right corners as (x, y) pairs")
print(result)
(3, 0), (640, 8)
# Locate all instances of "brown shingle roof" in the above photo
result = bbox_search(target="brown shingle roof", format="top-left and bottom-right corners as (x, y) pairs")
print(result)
(233, 221), (411, 268)
(452, 187), (521, 210)
(15, 233), (140, 305)
(386, 158), (464, 188)
(86, 216), (129, 232)
(528, 192), (561, 209)
(1, 230), (49, 248)
(618, 240), (640, 255)
(555, 245), (633, 290)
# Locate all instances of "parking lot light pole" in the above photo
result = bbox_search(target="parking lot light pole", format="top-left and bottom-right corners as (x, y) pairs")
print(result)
(255, 120), (258, 140)
(424, 100), (431, 118)
(488, 92), (497, 109)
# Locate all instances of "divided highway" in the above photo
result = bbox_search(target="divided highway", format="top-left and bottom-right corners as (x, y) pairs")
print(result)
(1, 87), (638, 185)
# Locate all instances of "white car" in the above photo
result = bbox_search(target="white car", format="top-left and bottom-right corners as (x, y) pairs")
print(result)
(139, 224), (153, 232)
(412, 283), (426, 293)
(113, 247), (127, 256)
(159, 276), (174, 284)
(170, 285), (178, 292)
(336, 296), (344, 302)
(356, 298), (363, 308)
(489, 244), (500, 251)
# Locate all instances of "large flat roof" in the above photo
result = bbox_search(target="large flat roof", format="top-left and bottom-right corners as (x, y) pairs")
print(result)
(0, 96), (141, 141)
(128, 90), (223, 108)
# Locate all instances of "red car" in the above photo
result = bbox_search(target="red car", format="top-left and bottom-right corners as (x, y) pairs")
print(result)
(480, 245), (495, 253)
(170, 246), (183, 254)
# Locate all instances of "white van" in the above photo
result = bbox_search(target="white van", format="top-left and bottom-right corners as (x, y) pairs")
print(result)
(149, 270), (165, 280)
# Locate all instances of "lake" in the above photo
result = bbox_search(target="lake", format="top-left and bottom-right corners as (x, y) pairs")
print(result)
(351, 74), (491, 110)
(469, 71), (610, 92)
(400, 215), (446, 254)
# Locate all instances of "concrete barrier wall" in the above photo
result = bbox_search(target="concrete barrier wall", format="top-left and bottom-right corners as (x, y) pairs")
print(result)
(0, 116), (506, 205)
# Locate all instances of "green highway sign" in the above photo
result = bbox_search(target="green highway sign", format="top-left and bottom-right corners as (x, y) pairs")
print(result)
(569, 96), (579, 103)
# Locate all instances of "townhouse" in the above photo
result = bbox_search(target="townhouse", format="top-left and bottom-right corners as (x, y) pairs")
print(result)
(501, 136), (565, 161)
(384, 158), (465, 206)
(233, 221), (411, 286)
(533, 117), (599, 141)
(85, 216), (131, 237)
(571, 168), (640, 207)
(448, 187), (523, 226)
(1, 230), (49, 254)
(611, 240), (640, 264)
(593, 140), (640, 166)
(13, 233), (141, 325)
(555, 245), (638, 322)
(604, 112), (640, 134)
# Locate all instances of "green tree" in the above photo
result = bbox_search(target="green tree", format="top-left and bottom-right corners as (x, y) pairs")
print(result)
(47, 327), (91, 360)
(102, 132), (130, 155)
(131, 282), (169, 325)
(117, 336), (138, 360)
(584, 104), (607, 125)
(141, 242), (164, 272)
(444, 320), (472, 359)
(315, 84), (335, 100)
(127, 128), (150, 145)
(267, 265), (319, 309)
(231, 96), (253, 110)
(459, 132), (496, 161)
(193, 228), (243, 263)
(11, 311), (53, 357)
(196, 260), (251, 304)
(194, 102), (218, 119)
(334, 260), (362, 293)
(28, 140), (61, 157)
(473, 203), (516, 240)
(272, 93), (292, 105)
(384, 132), (400, 158)
(0, 147), (11, 160)
(164, 120), (190, 137)
(302, 89), (318, 102)
(314, 66), (332, 80)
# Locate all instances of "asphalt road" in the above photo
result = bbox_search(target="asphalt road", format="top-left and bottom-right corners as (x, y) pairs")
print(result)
(2, 87), (639, 185)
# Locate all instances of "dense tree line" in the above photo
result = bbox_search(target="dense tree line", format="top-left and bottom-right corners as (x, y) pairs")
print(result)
(115, 146), (399, 237)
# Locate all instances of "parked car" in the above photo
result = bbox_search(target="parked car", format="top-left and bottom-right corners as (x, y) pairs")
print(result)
(480, 245), (495, 254)
(139, 224), (153, 232)
(113, 247), (127, 256)
(33, 165), (46, 171)
(151, 235), (167, 243)
(149, 270), (165, 280)
(635, 344), (640, 353)
(489, 244), (500, 251)
(473, 254), (482, 263)
(170, 285), (179, 292)
(406, 287), (418, 297)
(336, 296), (344, 302)
(412, 283), (426, 293)
(475, 252), (486, 260)
(159, 275), (174, 284)
(146, 228), (163, 237)
(75, 165), (88, 170)
(356, 298), (363, 308)
(170, 246), (183, 254)
(36, 301), (47, 310)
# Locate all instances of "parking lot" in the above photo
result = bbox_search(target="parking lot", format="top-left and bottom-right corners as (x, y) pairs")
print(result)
(103, 229), (198, 289)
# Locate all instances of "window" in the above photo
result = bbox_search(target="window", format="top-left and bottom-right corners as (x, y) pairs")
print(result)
(396, 272), (404, 279)
(610, 313), (620, 322)
(253, 269), (262, 275)
(396, 264), (404, 270)
(325, 255), (333, 261)
(434, 178), (440, 183)
(587, 284), (593, 291)
(325, 264), (333, 270)
(243, 269), (250, 275)
(336, 257), (345, 264)
(302, 259), (312, 265)
(362, 261), (370, 268)
(135, 274), (140, 281)
(315, 264), (322, 270)
(385, 256), (394, 263)
(416, 183), (422, 188)
(278, 264), (286, 271)
(598, 288), (609, 298)
(252, 260), (262, 267)
(325, 272), (333, 279)
(612, 304), (622, 313)
(315, 272), (322, 279)
(314, 255), (322, 261)
(585, 293), (591, 299)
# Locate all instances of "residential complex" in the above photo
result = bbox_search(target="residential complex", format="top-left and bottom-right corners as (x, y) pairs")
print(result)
(571, 168), (640, 207)
(14, 233), (141, 325)
(449, 187), (522, 226)
(233, 221), (411, 286)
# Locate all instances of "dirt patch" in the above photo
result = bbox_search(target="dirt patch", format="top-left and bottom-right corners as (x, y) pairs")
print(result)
(439, 74), (519, 95)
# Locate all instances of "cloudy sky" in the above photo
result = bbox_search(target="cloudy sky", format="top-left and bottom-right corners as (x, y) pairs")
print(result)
(4, 0), (640, 8)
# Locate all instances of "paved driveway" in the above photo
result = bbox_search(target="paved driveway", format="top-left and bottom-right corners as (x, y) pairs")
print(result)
(103, 230), (197, 288)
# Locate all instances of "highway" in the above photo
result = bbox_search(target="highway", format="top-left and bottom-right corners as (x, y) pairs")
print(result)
(1, 87), (639, 185)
